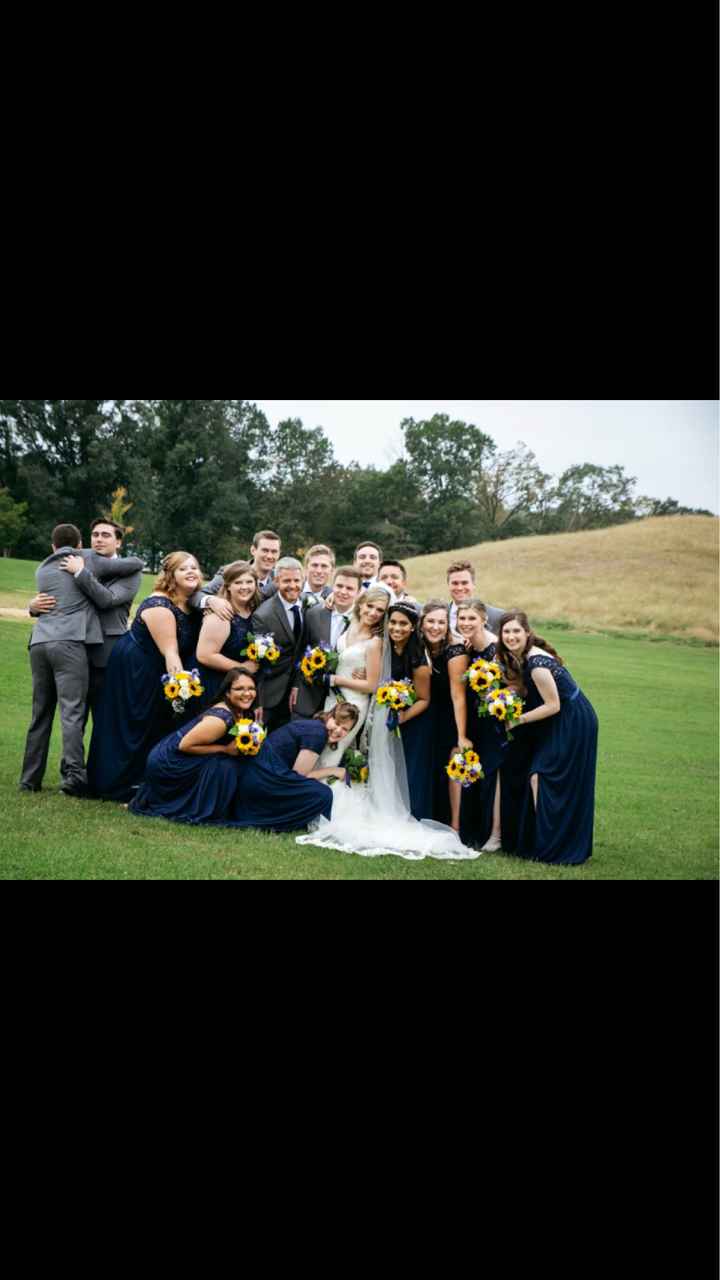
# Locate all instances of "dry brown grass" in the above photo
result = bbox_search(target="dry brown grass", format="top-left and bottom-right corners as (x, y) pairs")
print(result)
(406, 516), (719, 644)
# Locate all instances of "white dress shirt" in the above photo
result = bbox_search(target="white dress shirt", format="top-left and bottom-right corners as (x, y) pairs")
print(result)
(330, 611), (352, 650)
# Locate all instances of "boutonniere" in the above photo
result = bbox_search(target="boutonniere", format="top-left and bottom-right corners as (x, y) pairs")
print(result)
(302, 592), (323, 611)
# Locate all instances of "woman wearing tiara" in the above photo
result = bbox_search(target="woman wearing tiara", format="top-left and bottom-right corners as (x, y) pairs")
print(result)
(315, 586), (390, 767)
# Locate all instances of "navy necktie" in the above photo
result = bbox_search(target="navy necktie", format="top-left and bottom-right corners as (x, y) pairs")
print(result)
(363, 580), (372, 590)
(291, 605), (302, 642)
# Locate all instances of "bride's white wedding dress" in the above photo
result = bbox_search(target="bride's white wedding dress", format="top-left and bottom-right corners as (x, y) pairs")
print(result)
(298, 634), (480, 862)
(318, 631), (373, 768)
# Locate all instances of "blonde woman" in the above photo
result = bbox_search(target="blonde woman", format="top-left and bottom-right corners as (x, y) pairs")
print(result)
(317, 586), (390, 767)
(87, 552), (204, 802)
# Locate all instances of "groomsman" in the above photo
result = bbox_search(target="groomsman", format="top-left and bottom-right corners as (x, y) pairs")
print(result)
(354, 541), (383, 591)
(191, 529), (283, 621)
(20, 525), (115, 795)
(30, 518), (144, 723)
(290, 567), (362, 718)
(302, 544), (336, 605)
(378, 560), (420, 607)
(447, 560), (505, 637)
(251, 558), (306, 732)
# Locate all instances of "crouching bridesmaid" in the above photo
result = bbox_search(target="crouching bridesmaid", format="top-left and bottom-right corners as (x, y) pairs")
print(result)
(129, 669), (258, 826)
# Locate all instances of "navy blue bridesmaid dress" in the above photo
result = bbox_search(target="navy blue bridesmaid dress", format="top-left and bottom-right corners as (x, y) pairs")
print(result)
(460, 643), (507, 850)
(130, 707), (243, 825)
(391, 643), (433, 821)
(232, 718), (333, 833)
(88, 596), (201, 802)
(194, 613), (253, 708)
(516, 655), (599, 865)
(428, 642), (467, 824)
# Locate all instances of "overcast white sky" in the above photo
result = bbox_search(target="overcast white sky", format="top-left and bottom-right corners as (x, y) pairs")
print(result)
(252, 399), (719, 513)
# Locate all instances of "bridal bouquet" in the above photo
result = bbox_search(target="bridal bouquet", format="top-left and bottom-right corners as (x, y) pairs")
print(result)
(242, 633), (280, 665)
(447, 748), (485, 788)
(342, 747), (369, 784)
(162, 669), (205, 716)
(376, 679), (418, 735)
(298, 643), (340, 686)
(464, 657), (503, 705)
(230, 718), (267, 756)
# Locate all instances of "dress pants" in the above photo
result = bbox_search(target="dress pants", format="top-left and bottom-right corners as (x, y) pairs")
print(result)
(20, 642), (89, 791)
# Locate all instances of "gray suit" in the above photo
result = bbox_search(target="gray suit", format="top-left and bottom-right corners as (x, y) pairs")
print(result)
(20, 549), (137, 792)
(251, 592), (304, 731)
(69, 553), (144, 721)
(292, 604), (351, 719)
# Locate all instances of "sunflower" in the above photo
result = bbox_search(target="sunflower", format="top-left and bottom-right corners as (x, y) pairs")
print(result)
(311, 651), (326, 670)
(267, 648), (280, 663)
(489, 702), (507, 721)
(189, 681), (203, 697)
(360, 767), (369, 783)
(246, 644), (259, 662)
(466, 751), (480, 766)
(377, 689), (390, 704)
(164, 681), (180, 700)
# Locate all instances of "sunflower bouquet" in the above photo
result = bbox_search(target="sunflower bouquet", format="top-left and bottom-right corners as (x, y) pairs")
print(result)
(229, 718), (267, 756)
(298, 643), (340, 687)
(446, 749), (485, 789)
(486, 687), (524, 740)
(241, 632), (280, 665)
(463, 657), (503, 709)
(342, 747), (369, 784)
(376, 679), (418, 735)
(162, 669), (205, 716)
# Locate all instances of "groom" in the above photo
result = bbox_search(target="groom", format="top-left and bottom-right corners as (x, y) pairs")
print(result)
(290, 567), (362, 719)
(251, 557), (307, 732)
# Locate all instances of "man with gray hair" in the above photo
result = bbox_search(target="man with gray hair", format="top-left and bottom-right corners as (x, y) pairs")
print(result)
(250, 557), (306, 732)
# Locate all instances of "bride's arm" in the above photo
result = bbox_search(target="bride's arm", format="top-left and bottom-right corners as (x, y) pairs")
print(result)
(331, 637), (382, 695)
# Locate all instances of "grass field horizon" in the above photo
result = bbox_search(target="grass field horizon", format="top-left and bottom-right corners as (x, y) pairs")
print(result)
(2, 515), (717, 645)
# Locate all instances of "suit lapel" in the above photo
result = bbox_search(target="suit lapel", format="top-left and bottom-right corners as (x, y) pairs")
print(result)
(272, 595), (295, 648)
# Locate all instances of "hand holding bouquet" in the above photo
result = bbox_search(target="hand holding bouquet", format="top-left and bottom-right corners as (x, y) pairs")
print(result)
(298, 644), (340, 687)
(162, 669), (205, 716)
(376, 679), (418, 735)
(230, 719), (267, 756)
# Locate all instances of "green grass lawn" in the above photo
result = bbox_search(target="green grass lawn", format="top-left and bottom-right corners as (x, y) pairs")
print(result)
(0, 616), (717, 880)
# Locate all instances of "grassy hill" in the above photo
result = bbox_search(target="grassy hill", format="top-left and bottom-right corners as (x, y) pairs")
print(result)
(1, 515), (718, 643)
(405, 516), (719, 645)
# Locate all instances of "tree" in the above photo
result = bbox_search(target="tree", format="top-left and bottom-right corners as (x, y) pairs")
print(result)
(0, 488), (29, 556)
(401, 415), (497, 552)
(474, 443), (554, 540)
(552, 463), (638, 531)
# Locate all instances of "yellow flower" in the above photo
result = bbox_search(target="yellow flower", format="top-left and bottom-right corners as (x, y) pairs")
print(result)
(378, 689), (390, 704)
(490, 702), (507, 721)
(164, 681), (180, 700)
(311, 652), (326, 670)
(267, 648), (280, 663)
(360, 767), (369, 783)
(466, 751), (480, 766)
(246, 644), (259, 662)
(189, 682), (203, 697)
(301, 659), (314, 681)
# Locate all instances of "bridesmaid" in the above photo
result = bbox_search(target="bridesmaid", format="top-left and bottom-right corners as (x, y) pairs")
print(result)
(234, 706), (360, 832)
(496, 611), (599, 866)
(420, 601), (468, 831)
(88, 552), (202, 802)
(453, 600), (504, 852)
(387, 604), (432, 821)
(130, 669), (259, 826)
(194, 562), (261, 707)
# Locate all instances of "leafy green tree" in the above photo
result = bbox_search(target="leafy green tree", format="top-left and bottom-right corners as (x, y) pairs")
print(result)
(402, 415), (496, 551)
(553, 463), (638, 531)
(0, 488), (29, 556)
(474, 443), (554, 540)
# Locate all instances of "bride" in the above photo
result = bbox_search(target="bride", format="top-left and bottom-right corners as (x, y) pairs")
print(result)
(298, 604), (481, 862)
(317, 586), (389, 768)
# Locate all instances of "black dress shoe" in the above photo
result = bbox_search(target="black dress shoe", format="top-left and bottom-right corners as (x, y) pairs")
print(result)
(19, 784), (42, 793)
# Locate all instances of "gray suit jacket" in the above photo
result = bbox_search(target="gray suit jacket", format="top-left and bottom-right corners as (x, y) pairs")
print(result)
(72, 556), (144, 668)
(29, 549), (117, 647)
(250, 593), (304, 712)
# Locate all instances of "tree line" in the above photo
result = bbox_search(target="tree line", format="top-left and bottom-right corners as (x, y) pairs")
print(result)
(0, 399), (713, 565)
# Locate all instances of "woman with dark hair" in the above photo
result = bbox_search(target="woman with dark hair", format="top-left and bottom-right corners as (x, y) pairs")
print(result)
(129, 669), (259, 826)
(387, 603), (433, 820)
(193, 561), (261, 708)
(496, 611), (599, 865)
(233, 705), (358, 832)
(420, 601), (468, 830)
(88, 552), (203, 802)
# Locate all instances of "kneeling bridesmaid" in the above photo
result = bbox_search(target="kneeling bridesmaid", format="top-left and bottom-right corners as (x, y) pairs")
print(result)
(234, 704), (360, 833)
(130, 669), (258, 826)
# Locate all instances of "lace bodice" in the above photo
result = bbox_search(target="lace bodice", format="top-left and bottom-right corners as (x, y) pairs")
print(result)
(525, 654), (580, 706)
